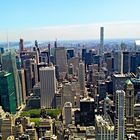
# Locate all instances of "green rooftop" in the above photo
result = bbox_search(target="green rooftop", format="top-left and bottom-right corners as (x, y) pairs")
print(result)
(125, 79), (133, 85)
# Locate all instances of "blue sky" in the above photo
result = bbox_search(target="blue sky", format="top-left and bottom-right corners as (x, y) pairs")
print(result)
(0, 0), (140, 41)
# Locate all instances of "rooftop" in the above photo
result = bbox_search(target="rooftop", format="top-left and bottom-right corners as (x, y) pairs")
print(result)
(80, 97), (94, 102)
(95, 114), (114, 131)
(125, 79), (133, 85)
(39, 66), (55, 71)
(113, 73), (126, 78)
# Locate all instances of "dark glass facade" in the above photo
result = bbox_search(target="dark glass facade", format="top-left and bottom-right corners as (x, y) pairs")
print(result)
(0, 71), (16, 114)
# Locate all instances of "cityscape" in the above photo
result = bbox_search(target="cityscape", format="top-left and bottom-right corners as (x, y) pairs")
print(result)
(0, 0), (140, 140)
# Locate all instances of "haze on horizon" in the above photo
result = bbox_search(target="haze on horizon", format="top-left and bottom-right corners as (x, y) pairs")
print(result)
(0, 0), (140, 41)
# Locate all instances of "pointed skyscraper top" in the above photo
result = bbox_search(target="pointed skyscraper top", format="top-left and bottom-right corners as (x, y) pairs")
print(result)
(54, 39), (57, 48)
(125, 79), (133, 89)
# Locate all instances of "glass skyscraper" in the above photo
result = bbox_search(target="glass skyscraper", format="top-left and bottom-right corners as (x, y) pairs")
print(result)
(2, 50), (23, 108)
(0, 71), (16, 114)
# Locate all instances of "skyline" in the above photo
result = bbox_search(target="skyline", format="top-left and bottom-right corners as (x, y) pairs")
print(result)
(0, 0), (140, 41)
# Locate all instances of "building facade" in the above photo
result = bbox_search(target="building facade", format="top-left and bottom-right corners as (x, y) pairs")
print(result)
(39, 66), (56, 108)
(115, 90), (126, 140)
(0, 71), (16, 114)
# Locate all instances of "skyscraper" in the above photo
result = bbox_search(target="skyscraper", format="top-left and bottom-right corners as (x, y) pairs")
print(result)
(18, 69), (26, 103)
(0, 71), (16, 114)
(2, 50), (23, 108)
(78, 60), (85, 95)
(39, 66), (56, 108)
(123, 51), (130, 74)
(67, 49), (75, 59)
(19, 38), (24, 53)
(115, 90), (126, 140)
(23, 59), (34, 96)
(113, 73), (128, 101)
(63, 102), (72, 127)
(55, 47), (67, 73)
(80, 97), (95, 126)
(124, 79), (134, 134)
(113, 51), (121, 73)
(99, 27), (104, 56)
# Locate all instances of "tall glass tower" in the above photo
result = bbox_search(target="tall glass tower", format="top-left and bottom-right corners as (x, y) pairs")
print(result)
(2, 50), (22, 108)
(0, 71), (16, 114)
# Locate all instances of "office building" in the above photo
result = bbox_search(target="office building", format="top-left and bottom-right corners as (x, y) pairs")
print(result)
(54, 65), (60, 81)
(97, 81), (106, 101)
(62, 82), (75, 107)
(0, 71), (16, 114)
(19, 38), (24, 53)
(130, 52), (140, 74)
(40, 51), (48, 63)
(123, 51), (130, 73)
(39, 66), (56, 108)
(55, 92), (61, 109)
(106, 57), (114, 74)
(78, 60), (85, 95)
(113, 51), (122, 73)
(130, 54), (137, 73)
(2, 50), (23, 108)
(113, 74), (128, 101)
(18, 69), (26, 103)
(131, 78), (140, 102)
(82, 48), (86, 61)
(1, 113), (15, 140)
(68, 57), (79, 75)
(23, 59), (34, 96)
(85, 51), (94, 68)
(95, 114), (114, 140)
(16, 56), (22, 70)
(124, 79), (135, 134)
(55, 47), (67, 73)
(39, 118), (54, 138)
(134, 116), (140, 139)
(67, 49), (74, 59)
(115, 90), (126, 140)
(124, 80), (134, 124)
(99, 27), (104, 56)
(37, 63), (47, 82)
(63, 102), (72, 127)
(80, 97), (95, 126)
(20, 51), (39, 66)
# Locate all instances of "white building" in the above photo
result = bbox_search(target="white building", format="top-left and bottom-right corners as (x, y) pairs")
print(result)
(95, 114), (114, 140)
(63, 102), (72, 127)
(115, 90), (126, 140)
(39, 66), (56, 108)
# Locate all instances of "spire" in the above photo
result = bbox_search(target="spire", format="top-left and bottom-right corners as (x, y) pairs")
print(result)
(54, 38), (57, 48)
